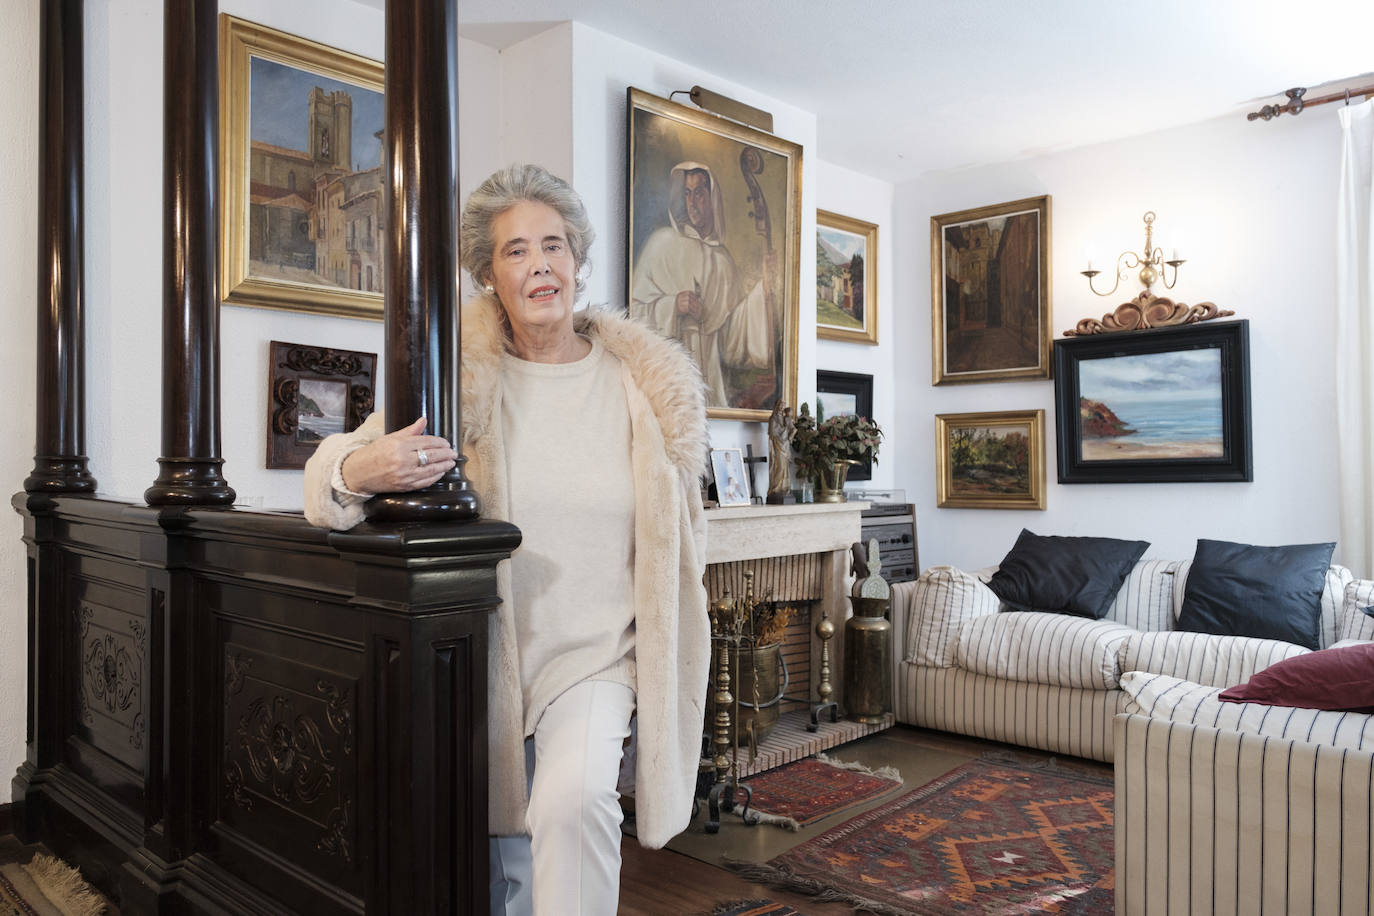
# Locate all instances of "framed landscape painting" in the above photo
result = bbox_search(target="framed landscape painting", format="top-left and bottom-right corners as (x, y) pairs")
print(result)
(816, 210), (878, 344)
(931, 195), (1052, 385)
(1053, 320), (1252, 483)
(626, 87), (802, 421)
(220, 15), (386, 319)
(935, 410), (1045, 509)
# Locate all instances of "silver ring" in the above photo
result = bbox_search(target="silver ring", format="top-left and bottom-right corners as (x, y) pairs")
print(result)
(417, 449), (429, 467)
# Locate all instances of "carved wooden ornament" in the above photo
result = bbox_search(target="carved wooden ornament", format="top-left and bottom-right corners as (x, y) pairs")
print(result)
(1064, 291), (1235, 336)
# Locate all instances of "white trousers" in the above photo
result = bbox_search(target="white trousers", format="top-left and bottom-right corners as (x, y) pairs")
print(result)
(489, 679), (635, 916)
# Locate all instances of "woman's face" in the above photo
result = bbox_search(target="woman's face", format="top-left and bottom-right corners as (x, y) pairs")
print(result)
(488, 200), (578, 340)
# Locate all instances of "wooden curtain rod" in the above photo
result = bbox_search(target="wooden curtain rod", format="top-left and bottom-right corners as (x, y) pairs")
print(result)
(1247, 84), (1374, 122)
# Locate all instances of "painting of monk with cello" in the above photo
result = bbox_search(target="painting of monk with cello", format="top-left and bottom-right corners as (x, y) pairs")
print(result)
(627, 87), (801, 421)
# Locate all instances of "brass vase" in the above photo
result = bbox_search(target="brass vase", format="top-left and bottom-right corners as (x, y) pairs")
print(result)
(842, 596), (892, 724)
(813, 459), (857, 503)
(706, 642), (786, 746)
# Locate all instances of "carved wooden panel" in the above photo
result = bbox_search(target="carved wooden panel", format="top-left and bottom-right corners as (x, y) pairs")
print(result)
(218, 626), (362, 897)
(70, 575), (147, 774)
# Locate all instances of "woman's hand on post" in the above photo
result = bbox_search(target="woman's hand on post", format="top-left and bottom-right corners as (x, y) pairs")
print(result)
(339, 417), (458, 494)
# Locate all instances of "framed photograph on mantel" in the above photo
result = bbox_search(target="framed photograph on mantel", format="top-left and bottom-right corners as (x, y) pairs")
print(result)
(931, 195), (1051, 385)
(266, 341), (376, 469)
(816, 210), (878, 344)
(219, 15), (386, 320)
(815, 370), (875, 481)
(1052, 320), (1252, 483)
(935, 409), (1046, 510)
(626, 87), (802, 422)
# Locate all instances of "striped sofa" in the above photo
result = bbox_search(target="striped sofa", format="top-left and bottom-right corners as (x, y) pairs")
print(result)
(889, 558), (1368, 763)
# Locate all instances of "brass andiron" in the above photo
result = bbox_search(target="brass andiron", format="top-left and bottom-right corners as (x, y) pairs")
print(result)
(702, 578), (761, 833)
(809, 608), (838, 731)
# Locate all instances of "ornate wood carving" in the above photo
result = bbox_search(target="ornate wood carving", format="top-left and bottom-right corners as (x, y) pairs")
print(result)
(267, 341), (377, 469)
(1063, 291), (1235, 336)
(74, 600), (145, 757)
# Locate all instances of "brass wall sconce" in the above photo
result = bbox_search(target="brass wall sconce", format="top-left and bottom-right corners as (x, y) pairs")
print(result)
(1082, 211), (1185, 297)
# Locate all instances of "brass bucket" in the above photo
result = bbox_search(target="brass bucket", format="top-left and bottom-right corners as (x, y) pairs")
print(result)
(843, 597), (892, 723)
(708, 642), (787, 747)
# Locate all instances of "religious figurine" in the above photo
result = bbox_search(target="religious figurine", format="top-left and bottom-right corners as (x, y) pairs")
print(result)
(766, 398), (796, 504)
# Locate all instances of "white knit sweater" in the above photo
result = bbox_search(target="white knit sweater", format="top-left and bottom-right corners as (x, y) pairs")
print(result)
(501, 336), (637, 735)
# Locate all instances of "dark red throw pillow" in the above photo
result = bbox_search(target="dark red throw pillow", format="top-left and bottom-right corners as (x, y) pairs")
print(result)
(1219, 642), (1374, 713)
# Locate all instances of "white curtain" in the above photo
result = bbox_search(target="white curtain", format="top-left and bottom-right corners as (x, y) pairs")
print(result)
(1337, 98), (1374, 578)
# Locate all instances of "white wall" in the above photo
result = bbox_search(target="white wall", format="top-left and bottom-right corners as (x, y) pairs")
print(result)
(0, 0), (40, 779)
(895, 109), (1344, 571)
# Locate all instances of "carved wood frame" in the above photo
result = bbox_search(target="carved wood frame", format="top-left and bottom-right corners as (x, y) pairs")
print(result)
(266, 340), (376, 469)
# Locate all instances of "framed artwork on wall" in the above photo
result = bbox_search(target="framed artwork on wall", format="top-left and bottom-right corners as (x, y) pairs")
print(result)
(220, 15), (386, 320)
(816, 210), (878, 344)
(626, 87), (802, 421)
(935, 409), (1046, 509)
(930, 195), (1052, 385)
(1053, 320), (1252, 483)
(710, 448), (753, 507)
(266, 341), (376, 469)
(815, 369), (875, 481)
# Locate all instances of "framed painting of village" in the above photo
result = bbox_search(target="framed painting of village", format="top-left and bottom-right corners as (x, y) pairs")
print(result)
(626, 87), (802, 421)
(1052, 320), (1252, 483)
(931, 195), (1052, 384)
(935, 409), (1046, 509)
(219, 15), (386, 319)
(816, 210), (878, 344)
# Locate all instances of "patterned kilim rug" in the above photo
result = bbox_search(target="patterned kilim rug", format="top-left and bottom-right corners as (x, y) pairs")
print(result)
(728, 755), (1114, 915)
(0, 853), (108, 915)
(742, 753), (903, 830)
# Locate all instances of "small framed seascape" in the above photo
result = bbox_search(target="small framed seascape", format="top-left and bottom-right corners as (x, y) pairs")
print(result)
(1052, 320), (1252, 483)
(266, 341), (376, 469)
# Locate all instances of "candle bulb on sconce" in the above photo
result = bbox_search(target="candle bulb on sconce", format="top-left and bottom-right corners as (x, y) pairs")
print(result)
(1081, 211), (1186, 298)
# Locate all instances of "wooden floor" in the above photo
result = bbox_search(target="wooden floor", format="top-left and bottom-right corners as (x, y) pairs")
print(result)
(617, 724), (1109, 914)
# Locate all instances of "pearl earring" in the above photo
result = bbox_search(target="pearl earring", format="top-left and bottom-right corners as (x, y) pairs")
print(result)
(483, 284), (494, 295)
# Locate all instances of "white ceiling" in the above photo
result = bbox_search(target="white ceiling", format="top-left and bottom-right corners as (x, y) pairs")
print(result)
(418, 0), (1373, 183)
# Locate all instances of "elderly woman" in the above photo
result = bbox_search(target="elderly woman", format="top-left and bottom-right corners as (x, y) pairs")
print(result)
(303, 164), (710, 915)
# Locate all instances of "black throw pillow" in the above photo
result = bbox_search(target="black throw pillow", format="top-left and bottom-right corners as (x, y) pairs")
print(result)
(1176, 539), (1335, 650)
(986, 529), (1150, 619)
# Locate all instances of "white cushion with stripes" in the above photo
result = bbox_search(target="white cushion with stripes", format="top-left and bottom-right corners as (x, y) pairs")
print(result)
(1117, 630), (1309, 688)
(1101, 558), (1179, 632)
(899, 565), (1002, 667)
(1119, 670), (1374, 751)
(1169, 561), (1350, 648)
(1338, 577), (1374, 642)
(956, 612), (1136, 689)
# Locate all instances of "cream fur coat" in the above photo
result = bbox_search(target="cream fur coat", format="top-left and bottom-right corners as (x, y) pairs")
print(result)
(304, 295), (711, 849)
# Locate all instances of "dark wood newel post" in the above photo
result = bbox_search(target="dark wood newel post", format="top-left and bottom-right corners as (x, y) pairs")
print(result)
(366, 0), (480, 523)
(145, 0), (235, 506)
(25, 0), (96, 495)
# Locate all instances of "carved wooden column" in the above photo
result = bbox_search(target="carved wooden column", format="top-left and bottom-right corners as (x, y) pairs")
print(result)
(145, 0), (235, 506)
(366, 0), (480, 522)
(25, 0), (95, 495)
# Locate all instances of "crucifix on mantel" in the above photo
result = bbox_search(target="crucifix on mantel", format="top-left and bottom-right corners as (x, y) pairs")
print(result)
(742, 445), (768, 504)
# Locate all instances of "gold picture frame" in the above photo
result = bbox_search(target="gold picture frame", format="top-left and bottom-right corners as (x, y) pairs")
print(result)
(931, 195), (1052, 384)
(626, 87), (801, 422)
(816, 209), (878, 344)
(935, 409), (1046, 510)
(219, 15), (386, 319)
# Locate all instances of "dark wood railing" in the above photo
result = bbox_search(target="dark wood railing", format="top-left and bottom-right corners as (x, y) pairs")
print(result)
(13, 1), (509, 912)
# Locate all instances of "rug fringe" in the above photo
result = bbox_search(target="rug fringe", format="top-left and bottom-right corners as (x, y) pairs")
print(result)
(750, 810), (801, 832)
(721, 857), (918, 916)
(23, 854), (106, 916)
(813, 751), (902, 783)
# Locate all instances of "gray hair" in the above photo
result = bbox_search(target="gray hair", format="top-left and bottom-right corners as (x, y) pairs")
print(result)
(460, 164), (595, 296)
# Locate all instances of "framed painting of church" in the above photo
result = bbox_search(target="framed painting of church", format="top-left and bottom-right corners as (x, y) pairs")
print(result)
(219, 16), (386, 320)
(816, 210), (879, 344)
(930, 195), (1052, 385)
(626, 87), (802, 422)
